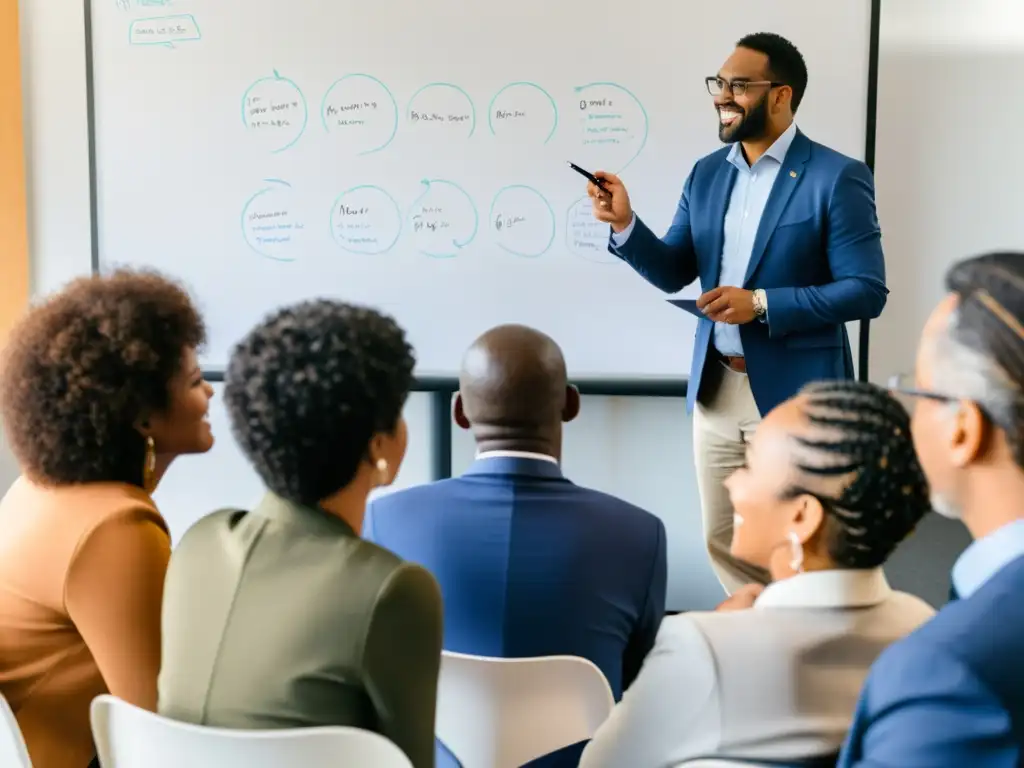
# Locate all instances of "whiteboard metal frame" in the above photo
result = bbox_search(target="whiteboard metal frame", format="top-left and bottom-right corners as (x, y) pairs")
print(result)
(81, 0), (882, 481)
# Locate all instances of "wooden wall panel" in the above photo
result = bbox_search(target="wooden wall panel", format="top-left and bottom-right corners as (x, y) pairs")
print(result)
(0, 0), (28, 346)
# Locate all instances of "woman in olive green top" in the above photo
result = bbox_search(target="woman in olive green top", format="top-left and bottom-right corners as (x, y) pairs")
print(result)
(158, 300), (442, 768)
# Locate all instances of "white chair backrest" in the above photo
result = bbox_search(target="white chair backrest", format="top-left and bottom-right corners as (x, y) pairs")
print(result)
(435, 651), (614, 768)
(677, 761), (772, 767)
(90, 695), (412, 768)
(0, 693), (30, 767)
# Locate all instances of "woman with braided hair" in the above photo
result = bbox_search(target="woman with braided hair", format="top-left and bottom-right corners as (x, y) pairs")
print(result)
(580, 380), (935, 768)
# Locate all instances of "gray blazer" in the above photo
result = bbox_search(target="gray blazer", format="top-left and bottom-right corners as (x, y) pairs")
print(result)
(157, 492), (443, 768)
(578, 569), (935, 768)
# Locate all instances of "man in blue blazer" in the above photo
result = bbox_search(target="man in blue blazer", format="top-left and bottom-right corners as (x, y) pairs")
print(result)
(839, 252), (1024, 767)
(587, 32), (887, 593)
(365, 323), (667, 767)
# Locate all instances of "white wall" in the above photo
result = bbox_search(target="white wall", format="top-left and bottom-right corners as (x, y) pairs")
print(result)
(7, 0), (1019, 610)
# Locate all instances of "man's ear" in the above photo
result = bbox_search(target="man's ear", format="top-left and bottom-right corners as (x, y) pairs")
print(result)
(562, 384), (581, 423)
(452, 392), (471, 430)
(950, 401), (986, 468)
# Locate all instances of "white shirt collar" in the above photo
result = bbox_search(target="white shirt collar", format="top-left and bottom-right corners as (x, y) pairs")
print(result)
(754, 568), (892, 610)
(474, 450), (558, 465)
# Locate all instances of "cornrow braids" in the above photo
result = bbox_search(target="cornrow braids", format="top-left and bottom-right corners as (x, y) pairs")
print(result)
(784, 380), (931, 569)
(944, 252), (1024, 468)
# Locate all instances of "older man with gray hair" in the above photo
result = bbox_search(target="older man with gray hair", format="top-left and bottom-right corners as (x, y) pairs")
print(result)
(839, 251), (1024, 767)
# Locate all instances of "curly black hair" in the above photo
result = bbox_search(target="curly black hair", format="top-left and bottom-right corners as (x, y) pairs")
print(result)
(785, 380), (932, 569)
(0, 269), (206, 487)
(224, 299), (415, 506)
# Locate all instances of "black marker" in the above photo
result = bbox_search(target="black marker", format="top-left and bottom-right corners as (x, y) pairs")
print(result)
(567, 161), (610, 194)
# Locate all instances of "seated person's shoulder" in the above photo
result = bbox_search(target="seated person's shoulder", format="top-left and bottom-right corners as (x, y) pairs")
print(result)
(71, 487), (171, 561)
(575, 486), (663, 530)
(879, 588), (936, 627)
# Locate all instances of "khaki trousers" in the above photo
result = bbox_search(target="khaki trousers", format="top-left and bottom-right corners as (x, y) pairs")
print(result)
(693, 362), (772, 594)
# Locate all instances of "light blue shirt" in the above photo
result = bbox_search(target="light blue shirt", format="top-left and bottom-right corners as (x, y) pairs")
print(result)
(952, 518), (1024, 599)
(612, 122), (798, 356)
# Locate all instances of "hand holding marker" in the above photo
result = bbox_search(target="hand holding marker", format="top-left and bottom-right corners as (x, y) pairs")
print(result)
(572, 161), (634, 232)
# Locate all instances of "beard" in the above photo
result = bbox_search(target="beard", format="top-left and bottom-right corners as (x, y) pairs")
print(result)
(931, 492), (962, 520)
(718, 94), (769, 144)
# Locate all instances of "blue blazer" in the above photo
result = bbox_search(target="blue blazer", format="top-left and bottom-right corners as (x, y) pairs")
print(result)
(610, 131), (888, 415)
(838, 554), (1024, 767)
(366, 457), (667, 768)
(365, 457), (667, 699)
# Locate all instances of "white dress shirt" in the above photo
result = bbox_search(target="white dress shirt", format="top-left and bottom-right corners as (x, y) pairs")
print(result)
(579, 568), (935, 768)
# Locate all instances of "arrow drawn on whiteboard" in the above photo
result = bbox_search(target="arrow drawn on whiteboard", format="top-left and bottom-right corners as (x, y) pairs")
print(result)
(409, 179), (479, 257)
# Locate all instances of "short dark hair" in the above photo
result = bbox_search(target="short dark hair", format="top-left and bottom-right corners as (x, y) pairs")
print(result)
(224, 300), (415, 506)
(941, 251), (1024, 468)
(786, 380), (931, 569)
(737, 32), (808, 111)
(0, 269), (206, 486)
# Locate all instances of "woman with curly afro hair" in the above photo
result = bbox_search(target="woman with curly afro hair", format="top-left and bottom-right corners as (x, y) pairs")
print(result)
(0, 269), (214, 768)
(157, 299), (442, 768)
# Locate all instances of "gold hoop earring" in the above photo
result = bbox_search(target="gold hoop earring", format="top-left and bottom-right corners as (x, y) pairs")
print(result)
(143, 436), (156, 491)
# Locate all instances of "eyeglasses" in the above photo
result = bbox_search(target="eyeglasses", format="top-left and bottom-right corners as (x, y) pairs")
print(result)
(705, 77), (785, 97)
(886, 373), (956, 405)
(887, 372), (1004, 424)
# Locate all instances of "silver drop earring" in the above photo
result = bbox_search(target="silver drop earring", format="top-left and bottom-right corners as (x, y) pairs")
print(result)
(788, 531), (804, 573)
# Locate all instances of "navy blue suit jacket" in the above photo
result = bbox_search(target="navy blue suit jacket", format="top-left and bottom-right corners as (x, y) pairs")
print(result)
(610, 131), (888, 415)
(365, 457), (667, 766)
(838, 554), (1024, 767)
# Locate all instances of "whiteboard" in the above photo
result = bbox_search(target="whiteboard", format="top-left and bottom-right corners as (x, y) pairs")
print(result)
(90, 0), (872, 380)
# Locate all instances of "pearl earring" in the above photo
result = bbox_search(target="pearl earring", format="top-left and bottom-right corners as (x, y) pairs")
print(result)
(788, 531), (804, 573)
(375, 458), (388, 476)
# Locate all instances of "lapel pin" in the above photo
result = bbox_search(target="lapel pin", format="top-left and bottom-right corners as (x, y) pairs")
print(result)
(789, 170), (798, 178)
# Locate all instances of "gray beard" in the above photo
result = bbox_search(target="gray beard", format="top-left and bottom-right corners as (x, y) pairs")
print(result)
(931, 492), (962, 520)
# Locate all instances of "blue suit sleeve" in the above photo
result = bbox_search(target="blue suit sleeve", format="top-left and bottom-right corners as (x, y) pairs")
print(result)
(607, 170), (699, 294)
(622, 518), (667, 690)
(840, 641), (1014, 768)
(363, 500), (378, 541)
(764, 161), (888, 337)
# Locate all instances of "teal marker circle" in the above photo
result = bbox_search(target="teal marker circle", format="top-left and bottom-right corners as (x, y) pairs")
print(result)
(320, 74), (398, 154)
(573, 82), (649, 173)
(489, 185), (556, 257)
(487, 82), (558, 144)
(406, 83), (476, 139)
(565, 196), (617, 264)
(241, 71), (308, 153)
(409, 179), (479, 258)
(329, 185), (402, 255)
(241, 181), (298, 262)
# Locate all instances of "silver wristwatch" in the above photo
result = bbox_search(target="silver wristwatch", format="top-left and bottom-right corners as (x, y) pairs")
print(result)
(752, 288), (767, 317)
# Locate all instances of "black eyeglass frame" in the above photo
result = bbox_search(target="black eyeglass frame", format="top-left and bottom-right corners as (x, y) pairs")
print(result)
(705, 76), (787, 96)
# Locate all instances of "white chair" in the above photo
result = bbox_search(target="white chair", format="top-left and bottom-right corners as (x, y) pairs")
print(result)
(435, 651), (614, 768)
(89, 694), (412, 767)
(0, 693), (30, 766)
(677, 761), (768, 767)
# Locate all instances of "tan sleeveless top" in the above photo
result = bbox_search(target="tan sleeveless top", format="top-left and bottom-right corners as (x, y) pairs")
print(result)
(0, 476), (170, 768)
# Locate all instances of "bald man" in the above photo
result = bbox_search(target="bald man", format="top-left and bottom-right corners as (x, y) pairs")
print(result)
(365, 324), (666, 767)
